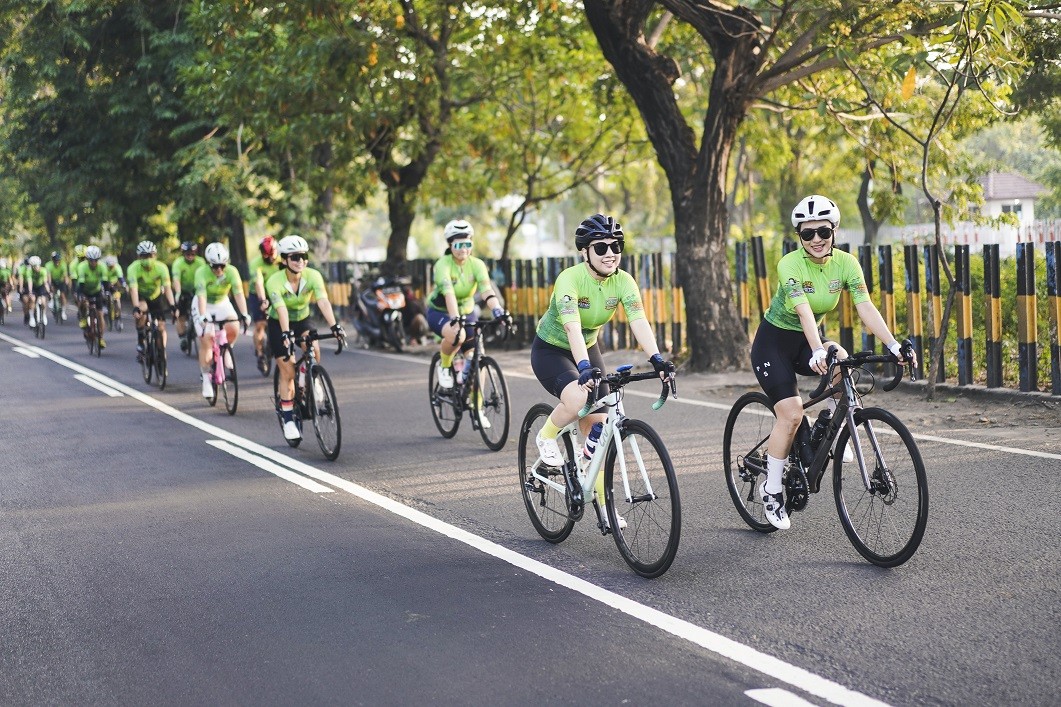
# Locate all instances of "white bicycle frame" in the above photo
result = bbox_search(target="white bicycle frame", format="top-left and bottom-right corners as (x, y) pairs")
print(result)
(529, 389), (658, 507)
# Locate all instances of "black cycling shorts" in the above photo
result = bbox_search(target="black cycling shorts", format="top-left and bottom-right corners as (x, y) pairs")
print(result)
(267, 318), (313, 359)
(750, 319), (817, 404)
(530, 335), (608, 400)
(248, 293), (268, 323)
(177, 291), (194, 317)
(139, 295), (169, 321)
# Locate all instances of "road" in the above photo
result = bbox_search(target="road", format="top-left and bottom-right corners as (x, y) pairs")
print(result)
(1, 315), (1058, 706)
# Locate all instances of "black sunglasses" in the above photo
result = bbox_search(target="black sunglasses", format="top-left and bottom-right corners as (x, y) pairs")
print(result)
(287, 253), (308, 262)
(210, 263), (226, 270)
(799, 226), (834, 242)
(589, 241), (623, 256)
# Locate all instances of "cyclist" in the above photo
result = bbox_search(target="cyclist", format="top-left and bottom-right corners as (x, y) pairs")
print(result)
(69, 244), (87, 309)
(193, 242), (251, 399)
(248, 236), (281, 367)
(751, 195), (917, 530)
(45, 252), (69, 321)
(127, 240), (176, 362)
(531, 214), (675, 519)
(426, 220), (507, 390)
(171, 241), (206, 352)
(75, 246), (113, 348)
(265, 235), (344, 441)
(0, 258), (12, 313)
(103, 255), (126, 325)
(22, 256), (52, 328)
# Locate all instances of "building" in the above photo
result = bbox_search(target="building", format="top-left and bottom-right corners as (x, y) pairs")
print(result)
(978, 171), (1046, 226)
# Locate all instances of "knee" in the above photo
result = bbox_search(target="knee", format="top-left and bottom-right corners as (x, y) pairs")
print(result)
(774, 399), (804, 430)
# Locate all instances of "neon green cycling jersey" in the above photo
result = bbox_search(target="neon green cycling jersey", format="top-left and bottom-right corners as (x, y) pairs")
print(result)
(106, 263), (124, 282)
(76, 260), (112, 295)
(0, 266), (11, 283)
(45, 260), (66, 282)
(172, 255), (206, 292)
(764, 248), (871, 332)
(69, 258), (85, 281)
(248, 255), (281, 294)
(265, 268), (328, 322)
(195, 263), (242, 305)
(536, 263), (647, 349)
(25, 267), (49, 287)
(427, 254), (492, 315)
(126, 259), (171, 300)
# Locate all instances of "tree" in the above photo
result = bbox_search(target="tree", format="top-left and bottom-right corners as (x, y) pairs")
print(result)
(581, 0), (1032, 371)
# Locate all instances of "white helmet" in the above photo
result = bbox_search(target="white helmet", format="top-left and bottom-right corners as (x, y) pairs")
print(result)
(85, 246), (102, 260)
(136, 240), (157, 256)
(278, 235), (309, 255)
(104, 255), (118, 267)
(204, 242), (229, 266)
(0, 258), (7, 268)
(791, 195), (840, 229)
(28, 255), (41, 267)
(443, 219), (473, 242)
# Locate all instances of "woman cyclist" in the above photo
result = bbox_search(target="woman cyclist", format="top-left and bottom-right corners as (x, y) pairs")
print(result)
(128, 240), (177, 362)
(248, 236), (282, 368)
(751, 194), (917, 530)
(193, 242), (251, 399)
(531, 214), (675, 518)
(426, 219), (507, 390)
(264, 235), (344, 441)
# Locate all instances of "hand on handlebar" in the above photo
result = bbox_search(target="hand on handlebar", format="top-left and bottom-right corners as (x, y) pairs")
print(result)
(281, 329), (296, 360)
(577, 359), (600, 390)
(649, 353), (675, 381)
(888, 338), (917, 369)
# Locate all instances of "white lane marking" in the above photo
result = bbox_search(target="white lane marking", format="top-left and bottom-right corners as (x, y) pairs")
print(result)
(13, 346), (41, 358)
(205, 440), (334, 493)
(4, 332), (891, 707)
(73, 374), (124, 397)
(747, 688), (819, 706)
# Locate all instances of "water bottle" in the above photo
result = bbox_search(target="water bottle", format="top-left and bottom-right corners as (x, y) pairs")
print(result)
(582, 422), (604, 460)
(454, 358), (466, 385)
(809, 409), (832, 451)
(795, 416), (815, 467)
(297, 362), (306, 389)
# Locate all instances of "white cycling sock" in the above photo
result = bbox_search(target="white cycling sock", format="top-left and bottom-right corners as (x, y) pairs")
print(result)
(765, 454), (786, 495)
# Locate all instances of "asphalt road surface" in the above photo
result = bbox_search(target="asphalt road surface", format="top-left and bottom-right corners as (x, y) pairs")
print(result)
(1, 313), (1058, 706)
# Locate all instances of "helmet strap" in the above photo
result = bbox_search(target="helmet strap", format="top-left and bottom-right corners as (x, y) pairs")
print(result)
(583, 253), (614, 280)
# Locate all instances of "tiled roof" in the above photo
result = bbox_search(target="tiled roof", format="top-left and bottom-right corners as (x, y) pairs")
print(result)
(979, 171), (1046, 200)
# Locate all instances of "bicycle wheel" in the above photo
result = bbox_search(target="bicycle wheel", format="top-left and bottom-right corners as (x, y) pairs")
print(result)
(141, 334), (154, 384)
(155, 336), (168, 391)
(722, 391), (778, 533)
(428, 351), (461, 438)
(604, 419), (681, 578)
(833, 407), (928, 567)
(473, 356), (510, 451)
(308, 365), (341, 460)
(35, 302), (45, 339)
(273, 366), (302, 447)
(217, 345), (237, 415)
(257, 349), (272, 377)
(518, 403), (576, 543)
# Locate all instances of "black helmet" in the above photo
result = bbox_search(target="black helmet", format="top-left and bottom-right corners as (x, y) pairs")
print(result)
(574, 214), (624, 251)
(51, 251), (61, 260)
(180, 241), (198, 253)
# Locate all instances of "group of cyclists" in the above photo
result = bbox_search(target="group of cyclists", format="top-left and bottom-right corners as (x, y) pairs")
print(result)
(2, 193), (917, 528)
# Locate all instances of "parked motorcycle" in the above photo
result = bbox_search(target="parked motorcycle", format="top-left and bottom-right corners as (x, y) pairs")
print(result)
(351, 275), (408, 352)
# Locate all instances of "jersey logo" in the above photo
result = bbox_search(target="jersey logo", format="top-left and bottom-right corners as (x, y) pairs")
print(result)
(828, 279), (842, 294)
(802, 280), (815, 294)
(851, 282), (868, 295)
(786, 278), (803, 299)
(577, 296), (591, 309)
(626, 300), (643, 313)
(604, 297), (619, 311)
(559, 294), (576, 316)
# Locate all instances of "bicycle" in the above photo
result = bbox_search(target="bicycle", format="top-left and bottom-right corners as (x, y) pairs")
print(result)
(255, 340), (273, 377)
(723, 343), (928, 567)
(33, 296), (47, 339)
(204, 317), (239, 415)
(138, 310), (168, 391)
(106, 287), (124, 332)
(50, 291), (64, 325)
(427, 317), (513, 451)
(272, 329), (345, 460)
(83, 299), (102, 357)
(518, 365), (681, 578)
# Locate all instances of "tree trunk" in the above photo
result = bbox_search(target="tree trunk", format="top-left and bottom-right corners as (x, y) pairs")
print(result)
(857, 162), (880, 247)
(226, 209), (248, 280)
(382, 183), (416, 277)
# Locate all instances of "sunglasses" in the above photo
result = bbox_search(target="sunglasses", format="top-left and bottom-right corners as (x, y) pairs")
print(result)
(451, 241), (473, 250)
(287, 253), (308, 262)
(138, 253), (153, 259)
(211, 263), (227, 270)
(799, 226), (834, 241)
(589, 241), (623, 256)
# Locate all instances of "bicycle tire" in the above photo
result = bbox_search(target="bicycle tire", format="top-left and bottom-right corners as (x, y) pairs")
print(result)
(833, 407), (928, 567)
(35, 301), (46, 339)
(428, 351), (461, 438)
(518, 403), (576, 543)
(257, 349), (272, 377)
(155, 335), (167, 391)
(309, 365), (341, 460)
(220, 345), (237, 415)
(722, 391), (778, 533)
(273, 366), (302, 447)
(473, 356), (510, 451)
(141, 333), (154, 384)
(604, 418), (681, 578)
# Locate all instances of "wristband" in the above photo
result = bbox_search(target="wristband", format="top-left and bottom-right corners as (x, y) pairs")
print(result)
(888, 341), (902, 358)
(577, 359), (592, 372)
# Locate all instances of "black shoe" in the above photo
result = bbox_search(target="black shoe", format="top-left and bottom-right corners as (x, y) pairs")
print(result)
(179, 339), (189, 353)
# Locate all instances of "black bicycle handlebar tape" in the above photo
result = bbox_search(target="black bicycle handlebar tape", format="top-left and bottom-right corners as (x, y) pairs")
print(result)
(808, 345), (841, 400)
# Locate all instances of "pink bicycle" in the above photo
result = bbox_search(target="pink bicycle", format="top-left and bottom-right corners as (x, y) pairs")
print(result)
(205, 316), (239, 415)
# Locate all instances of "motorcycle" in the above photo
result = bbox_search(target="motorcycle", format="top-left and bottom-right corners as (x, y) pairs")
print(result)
(351, 275), (408, 352)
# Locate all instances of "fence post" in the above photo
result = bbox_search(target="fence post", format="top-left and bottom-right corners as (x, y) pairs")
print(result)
(782, 237), (797, 255)
(736, 241), (750, 333)
(1016, 242), (1038, 392)
(954, 245), (974, 386)
(878, 245), (897, 378)
(924, 244), (945, 382)
(858, 245), (876, 353)
(1047, 240), (1061, 396)
(984, 244), (1003, 388)
(669, 252), (684, 353)
(903, 244), (925, 379)
(751, 236), (770, 319)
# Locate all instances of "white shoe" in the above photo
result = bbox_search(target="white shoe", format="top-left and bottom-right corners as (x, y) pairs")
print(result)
(201, 375), (214, 398)
(477, 409), (491, 429)
(759, 481), (791, 530)
(283, 420), (301, 440)
(28, 314), (36, 328)
(436, 362), (454, 389)
(602, 514), (627, 531)
(42, 313), (48, 326)
(834, 438), (855, 463)
(535, 430), (565, 467)
(61, 310), (68, 321)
